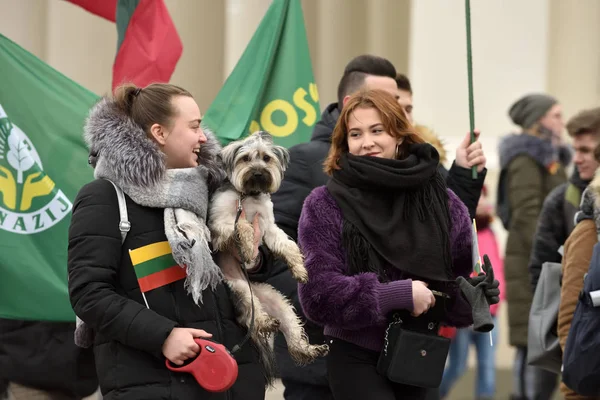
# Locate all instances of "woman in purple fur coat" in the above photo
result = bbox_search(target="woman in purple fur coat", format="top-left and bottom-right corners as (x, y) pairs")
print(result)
(297, 89), (487, 400)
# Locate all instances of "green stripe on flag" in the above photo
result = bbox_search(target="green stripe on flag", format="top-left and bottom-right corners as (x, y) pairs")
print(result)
(203, 0), (320, 148)
(134, 253), (178, 279)
(116, 0), (141, 51)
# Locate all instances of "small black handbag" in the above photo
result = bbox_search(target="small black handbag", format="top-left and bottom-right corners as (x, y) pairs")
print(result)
(377, 306), (451, 388)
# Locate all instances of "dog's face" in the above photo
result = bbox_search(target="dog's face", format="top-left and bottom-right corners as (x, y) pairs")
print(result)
(220, 131), (290, 195)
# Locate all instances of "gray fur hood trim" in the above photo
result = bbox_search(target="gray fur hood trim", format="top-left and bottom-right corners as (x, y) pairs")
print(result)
(84, 97), (223, 190)
(498, 133), (572, 170)
(575, 171), (600, 241)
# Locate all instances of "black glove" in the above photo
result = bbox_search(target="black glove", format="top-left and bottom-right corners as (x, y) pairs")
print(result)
(456, 255), (498, 332)
(468, 255), (500, 305)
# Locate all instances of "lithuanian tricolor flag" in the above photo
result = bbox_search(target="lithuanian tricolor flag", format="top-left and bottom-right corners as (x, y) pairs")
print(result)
(129, 241), (186, 293)
(64, 0), (182, 92)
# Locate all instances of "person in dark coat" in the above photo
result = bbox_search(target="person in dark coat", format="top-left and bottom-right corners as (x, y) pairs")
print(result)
(268, 55), (487, 400)
(0, 320), (98, 399)
(496, 93), (571, 400)
(528, 107), (600, 291)
(68, 83), (270, 400)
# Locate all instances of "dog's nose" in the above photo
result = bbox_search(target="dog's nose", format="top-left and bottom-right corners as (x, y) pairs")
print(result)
(253, 171), (263, 178)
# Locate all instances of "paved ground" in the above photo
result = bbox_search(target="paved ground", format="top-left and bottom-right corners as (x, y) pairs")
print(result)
(264, 369), (563, 399)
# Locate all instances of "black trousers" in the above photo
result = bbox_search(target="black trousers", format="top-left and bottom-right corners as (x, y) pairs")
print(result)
(326, 338), (440, 400)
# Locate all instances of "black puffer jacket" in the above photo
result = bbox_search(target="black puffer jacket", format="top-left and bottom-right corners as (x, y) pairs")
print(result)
(68, 97), (266, 400)
(0, 320), (98, 398)
(69, 180), (265, 400)
(528, 169), (589, 291)
(268, 103), (486, 389)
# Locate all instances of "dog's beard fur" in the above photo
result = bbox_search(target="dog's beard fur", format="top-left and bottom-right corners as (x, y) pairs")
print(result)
(230, 162), (281, 194)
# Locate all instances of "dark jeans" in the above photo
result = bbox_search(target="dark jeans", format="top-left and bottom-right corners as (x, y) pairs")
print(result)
(326, 337), (439, 400)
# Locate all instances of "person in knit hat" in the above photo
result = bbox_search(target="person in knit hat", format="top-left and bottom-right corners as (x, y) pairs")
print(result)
(509, 94), (558, 130)
(558, 145), (600, 400)
(497, 93), (571, 400)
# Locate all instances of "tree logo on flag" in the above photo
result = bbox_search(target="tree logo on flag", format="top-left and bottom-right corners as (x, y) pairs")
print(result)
(0, 104), (72, 234)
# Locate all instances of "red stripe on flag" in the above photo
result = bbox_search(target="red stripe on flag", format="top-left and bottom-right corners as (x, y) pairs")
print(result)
(64, 0), (117, 22)
(112, 0), (182, 91)
(137, 265), (187, 293)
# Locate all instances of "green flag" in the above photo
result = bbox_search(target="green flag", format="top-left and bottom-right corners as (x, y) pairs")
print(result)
(203, 0), (320, 148)
(0, 34), (100, 321)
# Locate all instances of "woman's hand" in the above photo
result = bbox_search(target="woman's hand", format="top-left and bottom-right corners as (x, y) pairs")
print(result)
(411, 280), (436, 316)
(162, 327), (212, 366)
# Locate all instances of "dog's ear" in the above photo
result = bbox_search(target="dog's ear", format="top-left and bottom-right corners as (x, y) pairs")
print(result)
(272, 145), (290, 172)
(220, 140), (243, 176)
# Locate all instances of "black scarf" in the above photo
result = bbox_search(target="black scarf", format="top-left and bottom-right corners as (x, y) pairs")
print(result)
(327, 143), (454, 282)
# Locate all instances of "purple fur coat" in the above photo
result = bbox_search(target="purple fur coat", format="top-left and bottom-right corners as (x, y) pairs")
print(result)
(298, 186), (474, 352)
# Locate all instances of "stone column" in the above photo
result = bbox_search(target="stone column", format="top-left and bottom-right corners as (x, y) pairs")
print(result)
(314, 0), (369, 107)
(224, 0), (272, 78)
(165, 0), (226, 113)
(408, 0), (550, 172)
(45, 0), (115, 95)
(366, 0), (412, 75)
(0, 0), (48, 60)
(547, 0), (600, 120)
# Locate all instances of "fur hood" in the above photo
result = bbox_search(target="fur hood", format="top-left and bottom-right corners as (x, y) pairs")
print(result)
(414, 124), (447, 164)
(84, 97), (223, 190)
(575, 170), (600, 240)
(498, 132), (572, 170)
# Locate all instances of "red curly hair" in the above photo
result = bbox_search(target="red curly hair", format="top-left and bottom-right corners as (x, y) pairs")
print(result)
(323, 89), (424, 176)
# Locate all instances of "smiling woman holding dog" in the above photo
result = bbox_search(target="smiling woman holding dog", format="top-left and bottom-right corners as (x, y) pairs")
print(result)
(297, 89), (500, 400)
(67, 83), (269, 399)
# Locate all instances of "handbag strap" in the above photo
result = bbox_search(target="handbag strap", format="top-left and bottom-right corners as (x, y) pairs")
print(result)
(105, 179), (130, 243)
(383, 314), (403, 356)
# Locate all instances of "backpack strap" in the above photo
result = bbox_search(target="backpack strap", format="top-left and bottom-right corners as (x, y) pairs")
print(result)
(105, 179), (130, 243)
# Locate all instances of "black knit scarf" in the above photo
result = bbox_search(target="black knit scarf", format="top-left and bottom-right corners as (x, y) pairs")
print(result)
(327, 143), (454, 282)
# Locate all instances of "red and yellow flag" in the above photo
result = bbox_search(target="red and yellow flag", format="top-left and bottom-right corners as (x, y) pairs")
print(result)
(129, 241), (186, 293)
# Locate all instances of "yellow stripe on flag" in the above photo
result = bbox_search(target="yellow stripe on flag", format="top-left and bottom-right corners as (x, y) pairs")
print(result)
(129, 241), (172, 265)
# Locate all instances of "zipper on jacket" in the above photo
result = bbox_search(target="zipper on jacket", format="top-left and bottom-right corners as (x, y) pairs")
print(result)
(167, 284), (181, 325)
(211, 290), (225, 343)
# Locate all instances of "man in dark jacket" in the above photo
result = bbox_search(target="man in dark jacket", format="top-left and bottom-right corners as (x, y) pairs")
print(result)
(268, 55), (487, 400)
(528, 107), (600, 291)
(0, 320), (99, 399)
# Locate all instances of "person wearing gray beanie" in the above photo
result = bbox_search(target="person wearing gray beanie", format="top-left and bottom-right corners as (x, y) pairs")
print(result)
(498, 92), (570, 400)
(509, 94), (558, 130)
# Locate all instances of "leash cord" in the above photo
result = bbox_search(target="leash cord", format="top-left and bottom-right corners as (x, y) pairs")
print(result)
(230, 199), (255, 354)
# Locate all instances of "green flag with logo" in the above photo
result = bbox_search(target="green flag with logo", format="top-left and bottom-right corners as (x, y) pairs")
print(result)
(203, 0), (320, 147)
(0, 34), (100, 321)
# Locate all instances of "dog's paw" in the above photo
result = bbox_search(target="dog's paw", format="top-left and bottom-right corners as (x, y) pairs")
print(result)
(211, 235), (228, 252)
(287, 254), (308, 283)
(235, 220), (256, 262)
(256, 316), (280, 335)
(289, 343), (329, 365)
(290, 265), (308, 283)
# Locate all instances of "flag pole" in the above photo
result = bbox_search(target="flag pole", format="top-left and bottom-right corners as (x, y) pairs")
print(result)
(465, 0), (478, 180)
(142, 292), (150, 309)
